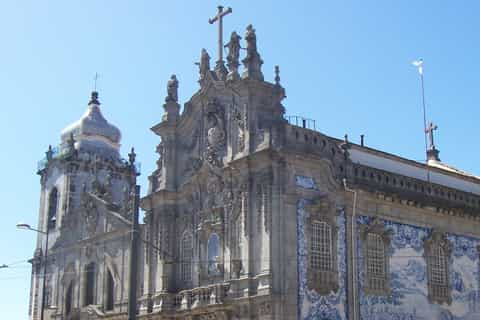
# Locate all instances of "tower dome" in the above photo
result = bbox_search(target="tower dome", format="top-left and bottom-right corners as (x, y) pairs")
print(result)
(60, 91), (121, 155)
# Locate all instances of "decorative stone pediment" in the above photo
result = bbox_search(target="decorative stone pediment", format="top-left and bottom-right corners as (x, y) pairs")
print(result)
(359, 218), (392, 245)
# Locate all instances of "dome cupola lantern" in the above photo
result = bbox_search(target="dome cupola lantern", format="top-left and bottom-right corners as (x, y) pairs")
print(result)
(60, 91), (121, 156)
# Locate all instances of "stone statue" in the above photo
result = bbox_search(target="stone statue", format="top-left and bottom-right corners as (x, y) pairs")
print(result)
(242, 24), (264, 81)
(245, 24), (257, 58)
(197, 49), (211, 79)
(225, 31), (242, 69)
(166, 74), (178, 103)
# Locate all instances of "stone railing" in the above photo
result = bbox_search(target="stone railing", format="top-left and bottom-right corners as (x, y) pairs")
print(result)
(151, 283), (230, 312)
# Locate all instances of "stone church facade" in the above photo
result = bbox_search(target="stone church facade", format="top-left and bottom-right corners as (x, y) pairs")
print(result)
(29, 16), (480, 320)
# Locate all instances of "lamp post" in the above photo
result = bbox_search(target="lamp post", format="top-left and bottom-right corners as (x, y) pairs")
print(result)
(17, 222), (49, 320)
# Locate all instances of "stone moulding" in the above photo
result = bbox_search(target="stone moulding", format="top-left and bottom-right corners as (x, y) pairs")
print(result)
(351, 163), (480, 218)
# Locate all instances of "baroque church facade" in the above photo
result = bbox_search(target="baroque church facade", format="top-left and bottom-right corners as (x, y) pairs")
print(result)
(29, 13), (480, 320)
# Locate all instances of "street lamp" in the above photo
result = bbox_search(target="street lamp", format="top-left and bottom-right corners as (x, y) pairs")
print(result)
(17, 222), (49, 320)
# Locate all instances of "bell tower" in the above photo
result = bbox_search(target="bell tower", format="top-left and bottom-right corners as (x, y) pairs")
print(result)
(29, 91), (140, 319)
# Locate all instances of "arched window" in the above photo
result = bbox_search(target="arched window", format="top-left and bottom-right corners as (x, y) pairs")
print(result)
(425, 231), (451, 304)
(180, 232), (193, 283)
(84, 263), (96, 306)
(105, 269), (114, 311)
(366, 233), (386, 292)
(47, 188), (58, 229)
(207, 233), (220, 275)
(311, 221), (332, 271)
(65, 281), (74, 315)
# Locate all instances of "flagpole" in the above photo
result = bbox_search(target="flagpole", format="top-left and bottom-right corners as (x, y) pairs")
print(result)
(420, 68), (428, 161)
(413, 58), (432, 183)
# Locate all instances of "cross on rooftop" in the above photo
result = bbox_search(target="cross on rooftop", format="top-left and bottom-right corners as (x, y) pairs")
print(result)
(209, 6), (232, 63)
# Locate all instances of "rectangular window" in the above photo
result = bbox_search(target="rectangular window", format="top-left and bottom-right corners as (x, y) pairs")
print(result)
(367, 233), (386, 292)
(429, 245), (449, 300)
(311, 221), (332, 271)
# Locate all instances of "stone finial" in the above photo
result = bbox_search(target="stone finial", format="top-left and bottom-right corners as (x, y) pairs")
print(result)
(46, 145), (53, 161)
(196, 49), (211, 81)
(224, 31), (242, 81)
(274, 65), (280, 85)
(128, 147), (136, 166)
(165, 74), (179, 103)
(242, 24), (264, 81)
(88, 91), (100, 106)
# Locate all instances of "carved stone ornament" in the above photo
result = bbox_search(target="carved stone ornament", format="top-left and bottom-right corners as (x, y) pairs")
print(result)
(205, 100), (226, 168)
(81, 196), (99, 236)
(197, 311), (229, 320)
(359, 218), (392, 296)
(241, 24), (264, 81)
(156, 142), (164, 170)
(205, 174), (224, 209)
(256, 172), (272, 233)
(197, 48), (211, 81)
(424, 230), (452, 305)
(232, 104), (246, 153)
(224, 31), (242, 80)
(304, 197), (340, 295)
(257, 301), (272, 316)
(165, 74), (178, 103)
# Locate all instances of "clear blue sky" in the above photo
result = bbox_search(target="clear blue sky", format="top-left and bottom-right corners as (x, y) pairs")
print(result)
(1, 1), (479, 318)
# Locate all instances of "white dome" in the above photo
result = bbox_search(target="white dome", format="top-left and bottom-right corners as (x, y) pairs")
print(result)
(60, 92), (121, 153)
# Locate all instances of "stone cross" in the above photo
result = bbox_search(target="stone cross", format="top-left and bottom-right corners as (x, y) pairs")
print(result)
(425, 121), (438, 149)
(209, 6), (232, 63)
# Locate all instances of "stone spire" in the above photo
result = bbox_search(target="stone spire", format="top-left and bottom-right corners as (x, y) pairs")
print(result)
(242, 24), (264, 81)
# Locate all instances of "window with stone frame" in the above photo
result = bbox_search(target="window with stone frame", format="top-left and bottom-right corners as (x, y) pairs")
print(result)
(47, 187), (58, 230)
(65, 281), (74, 315)
(360, 218), (391, 296)
(84, 262), (96, 306)
(105, 269), (115, 311)
(305, 198), (339, 295)
(180, 231), (193, 283)
(207, 233), (220, 275)
(424, 231), (452, 305)
(311, 221), (333, 271)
